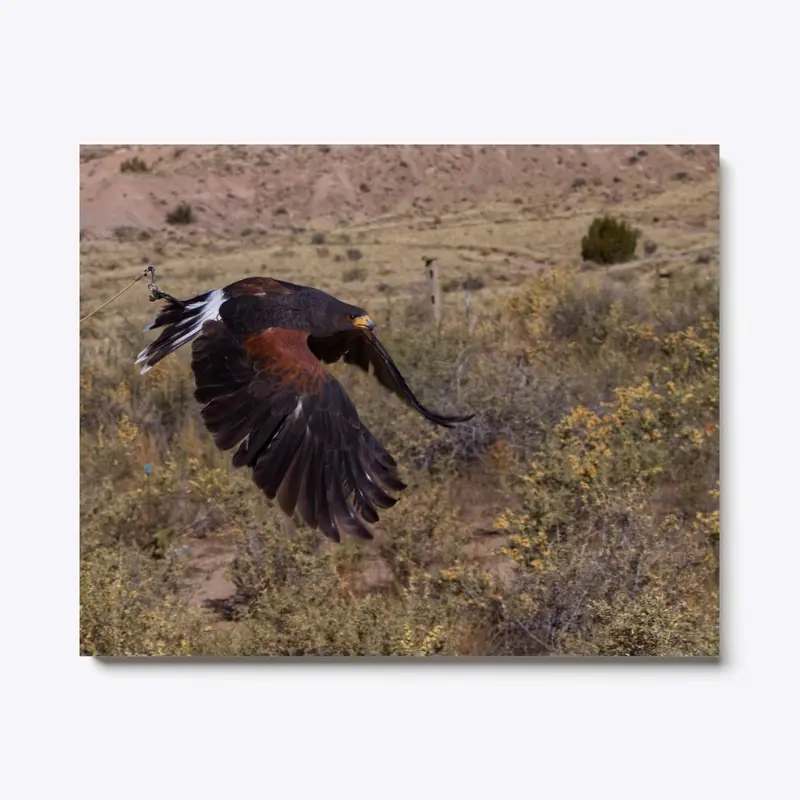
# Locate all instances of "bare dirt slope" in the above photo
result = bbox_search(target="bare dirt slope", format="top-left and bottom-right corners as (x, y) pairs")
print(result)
(80, 144), (718, 240)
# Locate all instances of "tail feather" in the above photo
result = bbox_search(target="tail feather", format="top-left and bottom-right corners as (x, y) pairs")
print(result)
(136, 288), (225, 374)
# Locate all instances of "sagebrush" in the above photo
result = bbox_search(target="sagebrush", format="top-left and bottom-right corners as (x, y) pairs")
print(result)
(80, 265), (719, 657)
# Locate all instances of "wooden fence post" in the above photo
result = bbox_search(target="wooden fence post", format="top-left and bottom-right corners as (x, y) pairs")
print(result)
(423, 256), (442, 327)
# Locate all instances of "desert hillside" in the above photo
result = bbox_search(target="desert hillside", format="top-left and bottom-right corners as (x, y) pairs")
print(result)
(80, 144), (717, 238)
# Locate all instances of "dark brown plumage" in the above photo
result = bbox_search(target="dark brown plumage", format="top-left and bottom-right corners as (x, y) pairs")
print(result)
(136, 276), (473, 541)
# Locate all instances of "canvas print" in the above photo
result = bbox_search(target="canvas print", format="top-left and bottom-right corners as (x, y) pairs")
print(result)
(79, 145), (719, 657)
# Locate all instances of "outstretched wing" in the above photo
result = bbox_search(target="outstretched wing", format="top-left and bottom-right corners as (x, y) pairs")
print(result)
(308, 331), (474, 428)
(191, 321), (405, 541)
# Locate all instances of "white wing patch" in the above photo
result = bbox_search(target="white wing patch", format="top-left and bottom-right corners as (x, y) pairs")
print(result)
(136, 289), (225, 374)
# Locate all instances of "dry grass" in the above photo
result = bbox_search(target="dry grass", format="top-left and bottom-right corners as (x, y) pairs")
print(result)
(80, 183), (719, 657)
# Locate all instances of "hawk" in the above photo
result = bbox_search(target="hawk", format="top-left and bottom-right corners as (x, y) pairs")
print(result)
(136, 276), (473, 541)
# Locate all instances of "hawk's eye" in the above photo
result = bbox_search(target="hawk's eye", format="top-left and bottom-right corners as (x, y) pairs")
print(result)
(347, 313), (357, 320)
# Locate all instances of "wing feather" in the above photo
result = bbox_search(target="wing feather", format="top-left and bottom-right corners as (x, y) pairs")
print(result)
(190, 321), (405, 541)
(309, 331), (474, 427)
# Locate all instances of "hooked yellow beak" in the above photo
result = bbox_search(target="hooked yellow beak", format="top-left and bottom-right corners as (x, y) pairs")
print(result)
(352, 314), (375, 330)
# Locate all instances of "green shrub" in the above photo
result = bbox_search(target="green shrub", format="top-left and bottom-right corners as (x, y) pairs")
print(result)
(120, 156), (149, 174)
(165, 202), (195, 226)
(581, 215), (637, 265)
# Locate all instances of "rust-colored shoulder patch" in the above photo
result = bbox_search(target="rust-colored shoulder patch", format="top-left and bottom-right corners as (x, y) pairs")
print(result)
(244, 328), (326, 393)
(227, 277), (295, 297)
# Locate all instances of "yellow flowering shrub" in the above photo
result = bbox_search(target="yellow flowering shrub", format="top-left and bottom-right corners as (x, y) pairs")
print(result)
(80, 262), (718, 657)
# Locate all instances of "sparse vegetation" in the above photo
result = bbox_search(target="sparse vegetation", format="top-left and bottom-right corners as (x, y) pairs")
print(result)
(165, 202), (195, 226)
(464, 275), (485, 291)
(80, 147), (106, 163)
(581, 215), (638, 265)
(346, 248), (363, 262)
(342, 265), (368, 283)
(443, 275), (486, 293)
(120, 156), (149, 174)
(113, 226), (139, 243)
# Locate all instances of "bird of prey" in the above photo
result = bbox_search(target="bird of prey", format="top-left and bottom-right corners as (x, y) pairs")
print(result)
(136, 276), (473, 541)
